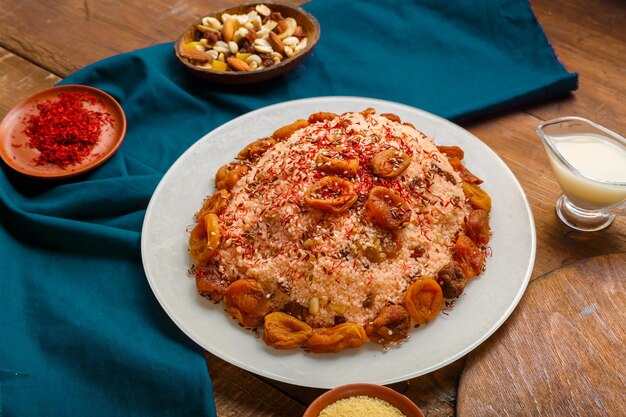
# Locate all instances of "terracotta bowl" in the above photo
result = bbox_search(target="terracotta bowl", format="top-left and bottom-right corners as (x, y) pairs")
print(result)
(303, 383), (425, 417)
(174, 1), (320, 84)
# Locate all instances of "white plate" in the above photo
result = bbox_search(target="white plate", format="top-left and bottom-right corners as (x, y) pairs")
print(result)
(141, 97), (536, 388)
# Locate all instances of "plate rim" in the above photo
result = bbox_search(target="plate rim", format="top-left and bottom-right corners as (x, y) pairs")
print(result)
(141, 96), (536, 388)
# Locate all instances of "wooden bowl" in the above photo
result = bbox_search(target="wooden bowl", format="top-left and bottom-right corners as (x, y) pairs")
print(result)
(174, 1), (320, 84)
(303, 383), (425, 417)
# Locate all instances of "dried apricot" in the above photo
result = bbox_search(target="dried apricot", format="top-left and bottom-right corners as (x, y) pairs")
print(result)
(237, 137), (276, 161)
(307, 322), (367, 353)
(224, 279), (270, 328)
(449, 157), (483, 184)
(365, 304), (411, 345)
(365, 186), (411, 230)
(196, 189), (229, 219)
(304, 176), (358, 214)
(215, 162), (250, 191)
(462, 182), (491, 213)
(436, 145), (464, 160)
(308, 112), (338, 123)
(404, 277), (444, 325)
(380, 113), (402, 123)
(371, 148), (411, 178)
(315, 151), (359, 176)
(454, 235), (486, 279)
(466, 209), (490, 245)
(272, 119), (309, 141)
(189, 213), (221, 266)
(195, 264), (229, 302)
(263, 312), (313, 349)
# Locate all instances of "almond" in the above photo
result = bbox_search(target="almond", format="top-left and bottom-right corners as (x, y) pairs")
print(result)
(268, 32), (285, 55)
(222, 19), (235, 42)
(180, 46), (213, 62)
(226, 57), (251, 72)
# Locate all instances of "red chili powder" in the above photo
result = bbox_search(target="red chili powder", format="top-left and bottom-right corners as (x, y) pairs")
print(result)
(22, 92), (113, 168)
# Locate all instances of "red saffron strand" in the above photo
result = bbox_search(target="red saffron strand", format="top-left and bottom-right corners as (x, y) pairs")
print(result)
(22, 92), (113, 168)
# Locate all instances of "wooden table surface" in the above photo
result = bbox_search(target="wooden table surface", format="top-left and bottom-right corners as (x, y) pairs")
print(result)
(1, 0), (624, 415)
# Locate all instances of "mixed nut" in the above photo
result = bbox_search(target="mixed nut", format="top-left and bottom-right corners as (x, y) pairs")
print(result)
(180, 4), (309, 72)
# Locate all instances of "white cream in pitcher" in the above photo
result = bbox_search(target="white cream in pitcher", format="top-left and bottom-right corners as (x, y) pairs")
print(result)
(549, 134), (626, 208)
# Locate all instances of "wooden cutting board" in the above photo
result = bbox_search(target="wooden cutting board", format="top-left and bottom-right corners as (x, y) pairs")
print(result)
(457, 253), (626, 417)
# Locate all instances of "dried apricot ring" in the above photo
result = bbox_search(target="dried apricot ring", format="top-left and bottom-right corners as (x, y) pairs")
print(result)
(380, 113), (402, 123)
(195, 264), (229, 302)
(454, 235), (486, 279)
(215, 162), (250, 191)
(462, 182), (491, 213)
(449, 157), (483, 184)
(365, 186), (411, 230)
(304, 176), (358, 214)
(315, 151), (359, 176)
(272, 119), (309, 141)
(263, 312), (313, 349)
(360, 108), (376, 117)
(224, 279), (270, 328)
(365, 304), (411, 345)
(189, 213), (222, 266)
(196, 189), (229, 219)
(308, 112), (338, 123)
(436, 145), (464, 160)
(371, 148), (411, 178)
(404, 277), (444, 325)
(466, 209), (491, 245)
(237, 137), (276, 161)
(306, 322), (367, 353)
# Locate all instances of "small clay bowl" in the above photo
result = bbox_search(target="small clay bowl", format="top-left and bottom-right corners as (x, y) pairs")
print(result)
(303, 383), (425, 417)
(174, 1), (320, 84)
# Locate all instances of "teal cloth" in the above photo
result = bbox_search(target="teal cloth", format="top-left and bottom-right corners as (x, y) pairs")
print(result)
(0, 0), (576, 415)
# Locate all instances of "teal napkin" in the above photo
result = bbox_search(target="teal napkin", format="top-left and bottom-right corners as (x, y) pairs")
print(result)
(0, 0), (575, 415)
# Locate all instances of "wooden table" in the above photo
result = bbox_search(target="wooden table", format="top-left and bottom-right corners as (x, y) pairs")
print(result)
(1, 0), (624, 415)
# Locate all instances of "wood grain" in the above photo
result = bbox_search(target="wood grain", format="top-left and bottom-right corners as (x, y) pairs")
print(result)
(0, 47), (60, 119)
(457, 253), (626, 417)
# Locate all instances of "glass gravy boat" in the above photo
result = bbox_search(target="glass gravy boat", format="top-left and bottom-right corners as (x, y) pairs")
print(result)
(536, 117), (626, 231)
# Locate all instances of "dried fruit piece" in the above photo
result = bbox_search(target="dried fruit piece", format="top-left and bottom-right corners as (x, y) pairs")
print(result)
(360, 108), (376, 117)
(272, 119), (309, 141)
(380, 113), (402, 123)
(237, 137), (276, 161)
(462, 182), (491, 213)
(371, 148), (411, 178)
(215, 162), (250, 191)
(404, 277), (443, 325)
(224, 279), (270, 327)
(195, 264), (229, 302)
(263, 312), (313, 349)
(365, 186), (411, 230)
(436, 145), (464, 160)
(315, 151), (359, 176)
(304, 176), (358, 214)
(307, 323), (367, 353)
(189, 213), (221, 266)
(436, 261), (467, 299)
(466, 209), (490, 245)
(454, 235), (486, 279)
(196, 189), (230, 219)
(365, 304), (411, 345)
(449, 157), (483, 184)
(308, 112), (338, 123)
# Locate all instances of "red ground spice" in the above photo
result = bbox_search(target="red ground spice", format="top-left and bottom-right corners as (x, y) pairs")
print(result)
(22, 92), (113, 168)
